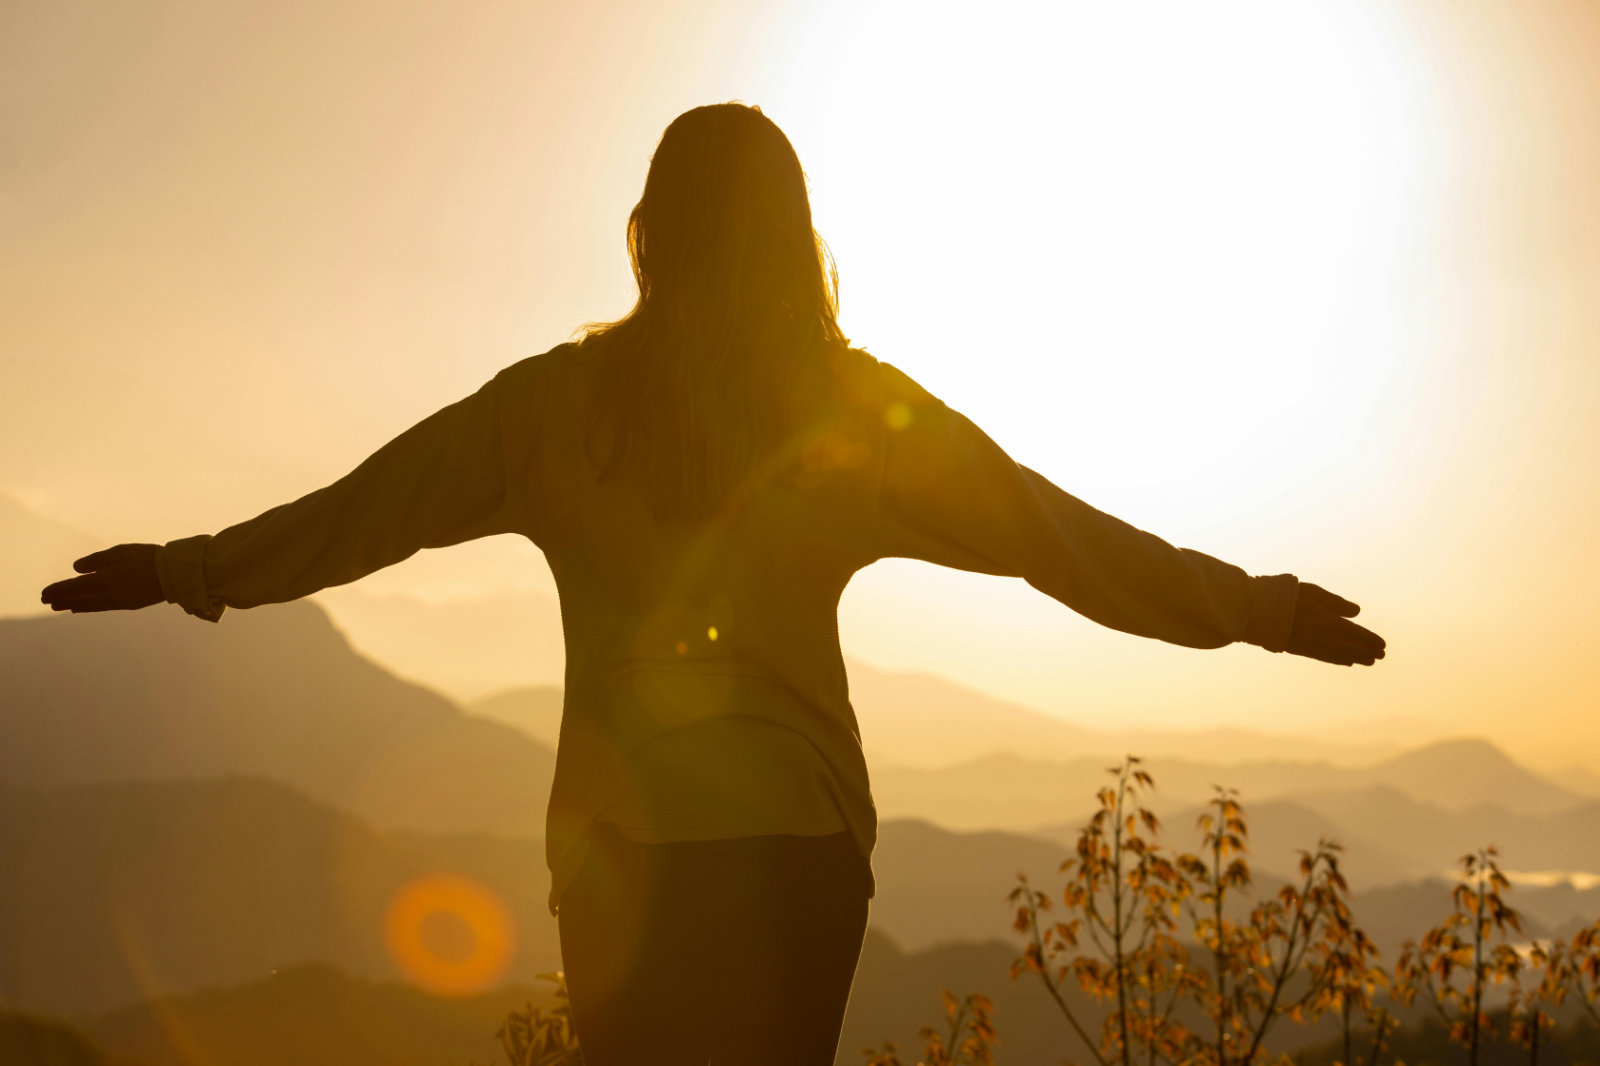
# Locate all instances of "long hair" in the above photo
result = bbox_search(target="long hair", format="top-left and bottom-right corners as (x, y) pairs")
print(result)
(582, 103), (848, 521)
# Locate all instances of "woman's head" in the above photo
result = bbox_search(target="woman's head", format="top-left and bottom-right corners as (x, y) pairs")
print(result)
(585, 104), (847, 520)
(626, 103), (840, 337)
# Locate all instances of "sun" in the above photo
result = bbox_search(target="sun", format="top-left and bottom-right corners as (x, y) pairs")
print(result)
(749, 0), (1434, 540)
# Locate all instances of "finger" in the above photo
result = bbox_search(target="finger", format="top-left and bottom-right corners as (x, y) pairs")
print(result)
(1331, 617), (1386, 652)
(1306, 620), (1385, 663)
(42, 573), (114, 612)
(42, 574), (89, 608)
(1303, 583), (1360, 618)
(1329, 633), (1383, 666)
(41, 576), (97, 607)
(41, 578), (77, 603)
(73, 546), (127, 573)
(1310, 638), (1381, 667)
(1294, 619), (1386, 665)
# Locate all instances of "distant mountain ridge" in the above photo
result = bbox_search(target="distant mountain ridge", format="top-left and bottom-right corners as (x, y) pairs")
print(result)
(843, 658), (1410, 767)
(4, 771), (1595, 1066)
(5, 596), (1589, 893)
(0, 601), (555, 838)
(1279, 784), (1600, 881)
(0, 777), (560, 1017)
(869, 737), (1586, 832)
(468, 684), (564, 748)
(84, 962), (549, 1066)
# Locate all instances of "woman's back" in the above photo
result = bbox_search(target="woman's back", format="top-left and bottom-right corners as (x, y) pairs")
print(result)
(536, 339), (880, 671)
(510, 338), (895, 911)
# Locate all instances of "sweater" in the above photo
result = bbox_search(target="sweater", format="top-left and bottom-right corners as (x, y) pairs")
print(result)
(156, 341), (1299, 915)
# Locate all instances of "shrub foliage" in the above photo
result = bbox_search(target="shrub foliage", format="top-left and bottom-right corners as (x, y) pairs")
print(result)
(486, 758), (1600, 1065)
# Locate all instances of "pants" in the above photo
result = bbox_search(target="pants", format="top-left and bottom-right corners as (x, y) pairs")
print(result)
(557, 822), (872, 1065)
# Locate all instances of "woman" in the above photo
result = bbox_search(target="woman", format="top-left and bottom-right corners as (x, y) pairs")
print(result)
(41, 103), (1385, 1064)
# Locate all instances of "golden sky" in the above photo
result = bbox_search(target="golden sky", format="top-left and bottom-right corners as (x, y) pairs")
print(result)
(5, 0), (1598, 766)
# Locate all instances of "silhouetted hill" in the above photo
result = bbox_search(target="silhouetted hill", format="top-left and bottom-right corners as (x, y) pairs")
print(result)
(841, 930), (1071, 1066)
(0, 491), (101, 619)
(870, 739), (1586, 837)
(0, 1007), (148, 1066)
(82, 963), (551, 1066)
(467, 684), (565, 749)
(4, 780), (1584, 1061)
(0, 601), (555, 837)
(315, 582), (566, 701)
(1550, 763), (1600, 800)
(66, 934), (1089, 1066)
(870, 820), (1064, 951)
(0, 779), (560, 1017)
(846, 659), (1402, 767)
(1283, 784), (1600, 880)
(0, 780), (1049, 1016)
(1368, 737), (1581, 815)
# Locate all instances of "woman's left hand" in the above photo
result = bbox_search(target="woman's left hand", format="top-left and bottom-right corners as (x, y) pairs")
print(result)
(41, 543), (165, 613)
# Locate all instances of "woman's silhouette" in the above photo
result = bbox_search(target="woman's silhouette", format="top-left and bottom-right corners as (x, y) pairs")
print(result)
(42, 103), (1385, 1064)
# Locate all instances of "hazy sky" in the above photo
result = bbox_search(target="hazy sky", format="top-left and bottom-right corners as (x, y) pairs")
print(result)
(5, 0), (1598, 766)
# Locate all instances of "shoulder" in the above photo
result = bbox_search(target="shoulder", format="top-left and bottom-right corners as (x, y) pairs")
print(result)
(821, 346), (948, 427)
(484, 340), (592, 416)
(492, 340), (587, 389)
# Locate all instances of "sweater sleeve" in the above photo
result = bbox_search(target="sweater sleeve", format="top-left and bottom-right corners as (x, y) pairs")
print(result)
(868, 360), (1299, 652)
(156, 367), (533, 622)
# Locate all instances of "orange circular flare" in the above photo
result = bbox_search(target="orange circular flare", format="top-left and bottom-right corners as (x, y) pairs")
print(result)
(383, 873), (515, 996)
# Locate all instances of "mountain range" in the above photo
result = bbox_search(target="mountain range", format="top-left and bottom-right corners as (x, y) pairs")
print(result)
(0, 777), (560, 1017)
(3, 550), (1598, 1063)
(5, 597), (1596, 896)
(0, 603), (554, 838)
(6, 772), (1593, 1065)
(5, 773), (1592, 1018)
(9, 599), (1594, 899)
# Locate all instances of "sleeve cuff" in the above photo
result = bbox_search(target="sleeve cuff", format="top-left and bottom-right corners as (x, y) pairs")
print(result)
(1242, 573), (1299, 653)
(156, 534), (225, 622)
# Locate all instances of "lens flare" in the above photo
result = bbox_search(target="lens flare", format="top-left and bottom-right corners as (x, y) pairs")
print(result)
(382, 873), (516, 996)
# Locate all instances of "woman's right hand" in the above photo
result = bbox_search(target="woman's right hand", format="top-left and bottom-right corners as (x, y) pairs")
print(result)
(40, 543), (165, 613)
(1286, 582), (1386, 666)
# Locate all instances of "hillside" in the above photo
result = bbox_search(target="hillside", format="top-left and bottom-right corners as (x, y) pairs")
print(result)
(1283, 784), (1600, 879)
(870, 739), (1586, 832)
(1367, 737), (1583, 815)
(0, 601), (555, 837)
(0, 779), (560, 1017)
(0, 777), (1064, 1017)
(0, 1007), (146, 1066)
(315, 581), (566, 700)
(64, 938), (1082, 1066)
(846, 658), (1402, 767)
(84, 963), (552, 1066)
(2, 777), (1589, 1063)
(468, 684), (565, 749)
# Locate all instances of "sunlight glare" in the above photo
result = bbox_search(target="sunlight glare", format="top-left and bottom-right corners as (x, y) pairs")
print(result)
(758, 0), (1435, 538)
(383, 873), (516, 997)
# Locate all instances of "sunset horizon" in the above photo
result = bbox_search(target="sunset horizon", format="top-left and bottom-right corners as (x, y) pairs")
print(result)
(5, 2), (1599, 1062)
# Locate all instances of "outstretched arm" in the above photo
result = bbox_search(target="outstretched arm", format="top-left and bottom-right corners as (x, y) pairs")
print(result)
(868, 360), (1385, 666)
(42, 370), (530, 621)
